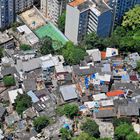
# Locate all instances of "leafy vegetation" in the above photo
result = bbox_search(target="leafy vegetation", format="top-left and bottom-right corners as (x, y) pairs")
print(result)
(33, 116), (49, 132)
(0, 48), (3, 59)
(20, 44), (31, 51)
(60, 128), (73, 140)
(112, 117), (131, 128)
(55, 106), (65, 116)
(122, 6), (140, 30)
(56, 104), (78, 119)
(40, 36), (54, 55)
(3, 75), (16, 87)
(114, 123), (134, 140)
(81, 119), (100, 138)
(80, 6), (140, 53)
(63, 104), (79, 119)
(11, 22), (21, 31)
(58, 11), (66, 33)
(72, 132), (96, 140)
(15, 94), (32, 114)
(136, 60), (140, 74)
(114, 120), (140, 140)
(62, 42), (87, 65)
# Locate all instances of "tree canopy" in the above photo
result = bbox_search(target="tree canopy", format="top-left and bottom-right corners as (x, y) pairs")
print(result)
(136, 60), (140, 74)
(72, 132), (96, 140)
(80, 6), (140, 53)
(62, 42), (87, 65)
(114, 123), (134, 140)
(33, 116), (49, 132)
(20, 44), (31, 51)
(3, 75), (16, 87)
(40, 36), (54, 55)
(81, 119), (100, 138)
(112, 117), (131, 128)
(122, 6), (140, 30)
(60, 128), (73, 140)
(63, 104), (79, 119)
(58, 11), (66, 33)
(0, 48), (3, 59)
(15, 94), (32, 114)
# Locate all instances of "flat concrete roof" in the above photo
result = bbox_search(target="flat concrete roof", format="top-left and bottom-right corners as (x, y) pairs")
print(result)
(0, 32), (13, 44)
(20, 8), (46, 30)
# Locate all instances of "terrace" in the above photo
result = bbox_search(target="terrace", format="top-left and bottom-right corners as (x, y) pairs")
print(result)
(20, 8), (46, 30)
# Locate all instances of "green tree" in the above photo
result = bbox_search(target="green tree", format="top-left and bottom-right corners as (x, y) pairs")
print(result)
(56, 106), (65, 116)
(136, 60), (140, 74)
(60, 128), (72, 140)
(81, 119), (100, 138)
(122, 6), (140, 30)
(114, 123), (134, 140)
(58, 11), (66, 33)
(112, 117), (131, 128)
(11, 22), (21, 31)
(81, 33), (100, 49)
(126, 131), (140, 140)
(15, 94), (32, 114)
(20, 44), (31, 51)
(33, 116), (49, 132)
(72, 132), (96, 140)
(98, 138), (112, 140)
(40, 36), (54, 55)
(0, 48), (3, 59)
(62, 42), (87, 65)
(63, 104), (78, 119)
(3, 75), (16, 87)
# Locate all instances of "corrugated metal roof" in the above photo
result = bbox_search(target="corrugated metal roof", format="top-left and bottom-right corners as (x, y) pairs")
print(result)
(27, 90), (39, 103)
(60, 84), (78, 101)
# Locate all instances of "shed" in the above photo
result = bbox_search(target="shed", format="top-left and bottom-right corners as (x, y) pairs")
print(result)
(86, 49), (101, 62)
(27, 90), (39, 103)
(8, 88), (23, 104)
(93, 93), (107, 101)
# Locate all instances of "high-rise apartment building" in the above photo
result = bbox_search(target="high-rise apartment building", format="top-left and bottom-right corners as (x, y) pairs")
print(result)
(65, 0), (113, 44)
(0, 0), (15, 29)
(15, 0), (34, 13)
(109, 0), (140, 25)
(0, 0), (35, 29)
(41, 0), (60, 24)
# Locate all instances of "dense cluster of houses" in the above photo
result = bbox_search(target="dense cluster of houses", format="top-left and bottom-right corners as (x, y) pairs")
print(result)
(0, 47), (139, 139)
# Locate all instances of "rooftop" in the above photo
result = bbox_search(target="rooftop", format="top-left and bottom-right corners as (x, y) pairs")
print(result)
(69, 0), (85, 7)
(20, 8), (46, 30)
(0, 32), (13, 44)
(106, 90), (125, 97)
(74, 0), (111, 14)
(60, 84), (78, 101)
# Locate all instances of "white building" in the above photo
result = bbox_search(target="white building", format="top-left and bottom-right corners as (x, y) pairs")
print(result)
(65, 0), (113, 44)
(41, 0), (60, 24)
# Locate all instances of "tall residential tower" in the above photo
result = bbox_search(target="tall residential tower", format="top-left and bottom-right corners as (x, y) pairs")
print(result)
(65, 0), (113, 44)
(15, 0), (34, 14)
(109, 0), (140, 25)
(41, 0), (60, 24)
(0, 0), (15, 29)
